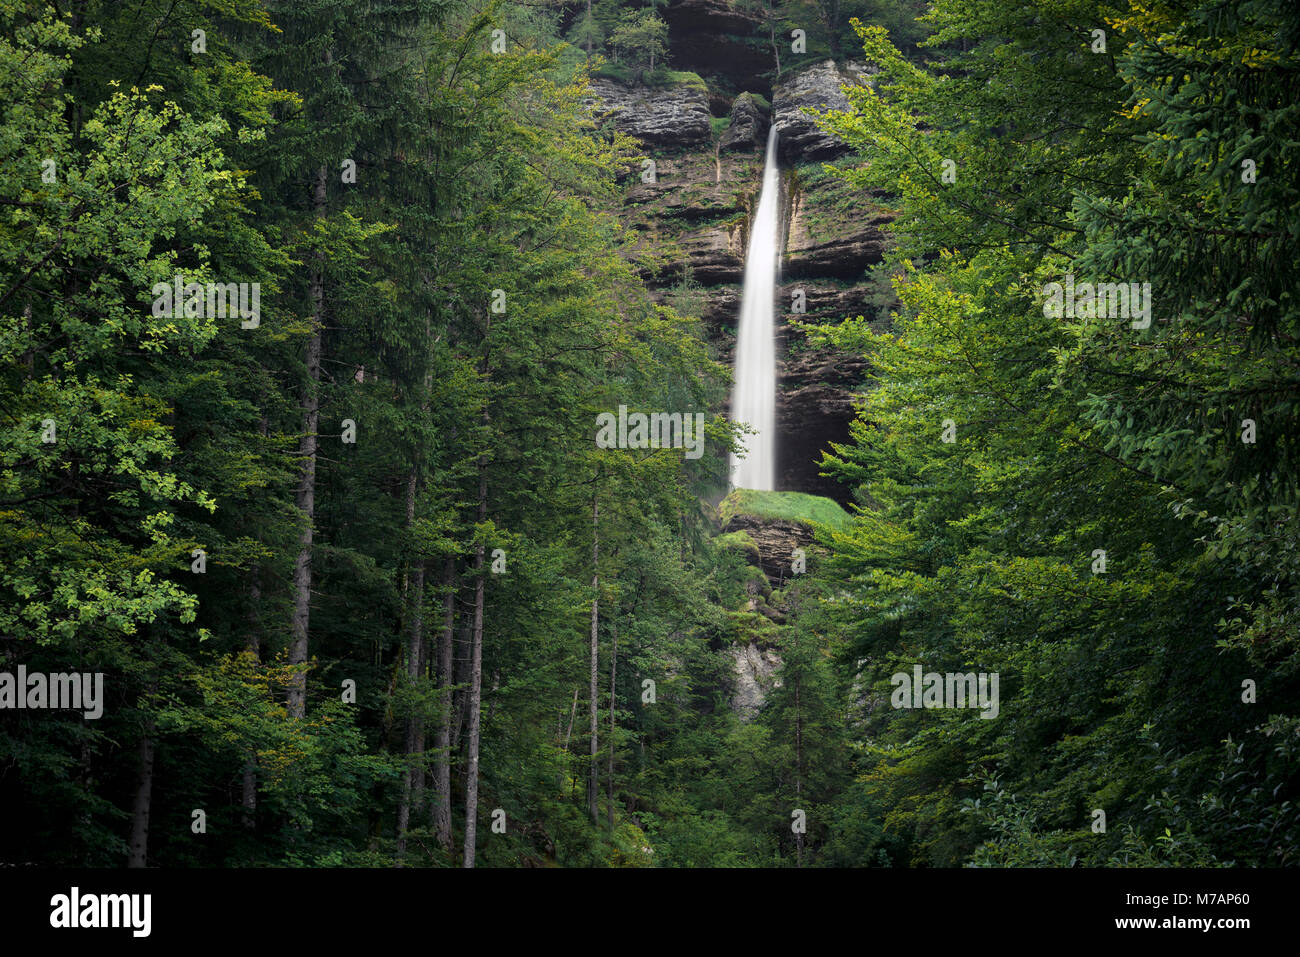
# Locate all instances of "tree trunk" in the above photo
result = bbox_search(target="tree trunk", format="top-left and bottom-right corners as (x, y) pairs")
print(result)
(588, 488), (599, 826)
(242, 410), (269, 829)
(126, 721), (155, 867)
(767, 0), (782, 77)
(241, 564), (260, 830)
(462, 434), (488, 868)
(607, 619), (617, 830)
(794, 677), (804, 867)
(397, 468), (426, 859)
(288, 162), (328, 720)
(562, 686), (579, 752)
(432, 556), (455, 851)
(451, 620), (469, 754)
(240, 755), (257, 830)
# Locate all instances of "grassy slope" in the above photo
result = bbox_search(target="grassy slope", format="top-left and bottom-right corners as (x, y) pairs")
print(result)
(719, 488), (851, 531)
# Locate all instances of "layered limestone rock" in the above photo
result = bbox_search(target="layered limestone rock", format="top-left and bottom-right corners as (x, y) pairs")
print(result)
(721, 511), (816, 586)
(586, 78), (713, 148)
(717, 488), (851, 716)
(772, 60), (876, 163)
(777, 157), (892, 500)
(775, 319), (872, 501)
(784, 184), (892, 280)
(618, 147), (756, 286)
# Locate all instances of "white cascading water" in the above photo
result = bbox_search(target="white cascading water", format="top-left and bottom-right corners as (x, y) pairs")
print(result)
(729, 125), (781, 491)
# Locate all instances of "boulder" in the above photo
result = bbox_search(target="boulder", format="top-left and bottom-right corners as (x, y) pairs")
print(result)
(729, 642), (783, 718)
(719, 92), (770, 153)
(721, 511), (817, 585)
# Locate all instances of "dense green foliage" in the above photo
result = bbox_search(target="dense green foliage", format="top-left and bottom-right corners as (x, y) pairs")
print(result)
(2, 0), (1297, 869)
(0, 0), (752, 867)
(793, 0), (1300, 865)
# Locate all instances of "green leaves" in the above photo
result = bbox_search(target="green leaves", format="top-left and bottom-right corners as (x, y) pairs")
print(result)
(795, 0), (1300, 865)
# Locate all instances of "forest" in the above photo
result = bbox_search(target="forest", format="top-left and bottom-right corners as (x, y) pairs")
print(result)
(2, 0), (1298, 871)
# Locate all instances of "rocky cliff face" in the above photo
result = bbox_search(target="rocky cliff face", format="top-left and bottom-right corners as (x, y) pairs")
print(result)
(771, 59), (875, 162)
(721, 511), (815, 585)
(587, 46), (894, 508)
(587, 79), (713, 148)
(729, 642), (782, 719)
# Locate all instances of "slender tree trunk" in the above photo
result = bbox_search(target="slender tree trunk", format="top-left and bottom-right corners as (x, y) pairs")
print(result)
(21, 302), (33, 373)
(288, 163), (328, 720)
(432, 556), (455, 851)
(127, 719), (155, 867)
(607, 619), (617, 830)
(462, 430), (488, 868)
(794, 677), (804, 867)
(463, 310), (493, 868)
(397, 468), (426, 859)
(241, 564), (261, 829)
(558, 684), (579, 791)
(562, 686), (578, 752)
(826, 0), (842, 58)
(767, 0), (782, 77)
(588, 488), (599, 826)
(242, 407), (268, 829)
(451, 620), (468, 754)
(585, 0), (592, 56)
(240, 753), (258, 829)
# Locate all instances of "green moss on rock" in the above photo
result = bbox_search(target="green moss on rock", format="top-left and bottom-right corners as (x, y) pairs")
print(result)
(719, 488), (851, 531)
(715, 529), (761, 558)
(648, 68), (708, 91)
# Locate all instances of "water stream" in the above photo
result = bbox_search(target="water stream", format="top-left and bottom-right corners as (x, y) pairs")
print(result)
(729, 125), (781, 491)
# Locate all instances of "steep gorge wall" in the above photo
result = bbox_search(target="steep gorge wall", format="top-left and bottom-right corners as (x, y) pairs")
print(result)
(587, 31), (894, 505)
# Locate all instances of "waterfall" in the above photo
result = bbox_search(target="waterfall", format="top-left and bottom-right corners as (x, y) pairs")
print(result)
(729, 125), (781, 491)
